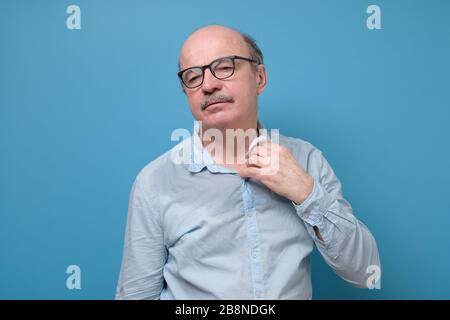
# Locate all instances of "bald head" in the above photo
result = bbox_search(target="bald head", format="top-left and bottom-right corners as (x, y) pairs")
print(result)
(179, 25), (262, 71)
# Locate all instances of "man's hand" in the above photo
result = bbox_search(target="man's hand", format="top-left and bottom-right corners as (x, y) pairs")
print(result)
(237, 141), (314, 204)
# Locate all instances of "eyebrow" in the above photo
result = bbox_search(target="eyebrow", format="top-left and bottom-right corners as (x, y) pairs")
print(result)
(179, 55), (232, 72)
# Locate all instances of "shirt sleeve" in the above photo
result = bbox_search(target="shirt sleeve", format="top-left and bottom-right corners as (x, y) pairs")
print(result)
(292, 148), (381, 288)
(115, 177), (167, 299)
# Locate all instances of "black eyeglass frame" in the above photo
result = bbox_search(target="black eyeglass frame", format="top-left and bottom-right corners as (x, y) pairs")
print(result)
(177, 55), (260, 88)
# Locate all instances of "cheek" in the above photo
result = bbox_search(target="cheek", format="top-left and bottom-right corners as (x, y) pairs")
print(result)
(240, 72), (258, 95)
(234, 79), (258, 105)
(230, 74), (251, 94)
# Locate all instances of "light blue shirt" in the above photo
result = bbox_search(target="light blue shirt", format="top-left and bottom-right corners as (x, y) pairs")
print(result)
(115, 129), (380, 299)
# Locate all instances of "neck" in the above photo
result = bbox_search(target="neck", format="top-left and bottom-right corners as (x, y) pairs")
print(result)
(200, 120), (260, 167)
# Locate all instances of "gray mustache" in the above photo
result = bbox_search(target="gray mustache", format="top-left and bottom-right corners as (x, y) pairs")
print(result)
(201, 95), (234, 110)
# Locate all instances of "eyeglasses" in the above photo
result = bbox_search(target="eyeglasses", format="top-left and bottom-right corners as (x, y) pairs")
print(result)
(177, 55), (260, 89)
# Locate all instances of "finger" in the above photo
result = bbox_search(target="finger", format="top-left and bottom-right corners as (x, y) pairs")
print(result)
(250, 148), (276, 168)
(247, 141), (271, 160)
(248, 136), (268, 152)
(238, 166), (262, 180)
(247, 137), (269, 158)
(247, 154), (266, 168)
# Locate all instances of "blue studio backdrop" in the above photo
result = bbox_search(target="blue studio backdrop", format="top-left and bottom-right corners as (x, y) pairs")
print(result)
(1, 0), (449, 299)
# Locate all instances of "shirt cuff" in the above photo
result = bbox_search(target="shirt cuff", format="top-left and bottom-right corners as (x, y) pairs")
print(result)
(291, 177), (333, 226)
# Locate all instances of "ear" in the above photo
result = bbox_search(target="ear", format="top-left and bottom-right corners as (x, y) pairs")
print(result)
(256, 64), (267, 95)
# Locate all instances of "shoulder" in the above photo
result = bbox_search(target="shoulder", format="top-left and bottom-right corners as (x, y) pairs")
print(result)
(276, 132), (329, 175)
(278, 133), (318, 153)
(277, 133), (323, 158)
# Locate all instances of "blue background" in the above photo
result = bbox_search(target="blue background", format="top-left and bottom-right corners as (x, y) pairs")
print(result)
(1, 0), (449, 299)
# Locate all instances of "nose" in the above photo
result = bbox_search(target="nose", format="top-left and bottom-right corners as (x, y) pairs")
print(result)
(201, 68), (222, 94)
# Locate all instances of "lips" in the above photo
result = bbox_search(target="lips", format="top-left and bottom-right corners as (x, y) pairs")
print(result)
(202, 101), (227, 111)
(204, 101), (225, 110)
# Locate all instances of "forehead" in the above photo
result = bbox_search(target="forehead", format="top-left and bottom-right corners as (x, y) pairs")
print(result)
(180, 28), (250, 69)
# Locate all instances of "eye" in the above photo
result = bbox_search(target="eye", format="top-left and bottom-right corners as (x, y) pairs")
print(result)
(187, 75), (201, 83)
(183, 68), (203, 84)
(217, 66), (232, 71)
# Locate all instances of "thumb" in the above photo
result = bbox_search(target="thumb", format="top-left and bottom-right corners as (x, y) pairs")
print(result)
(238, 166), (261, 180)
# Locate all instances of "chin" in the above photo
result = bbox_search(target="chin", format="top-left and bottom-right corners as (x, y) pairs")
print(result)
(200, 113), (239, 130)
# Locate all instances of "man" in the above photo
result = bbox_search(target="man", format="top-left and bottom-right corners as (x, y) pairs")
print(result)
(115, 25), (380, 299)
